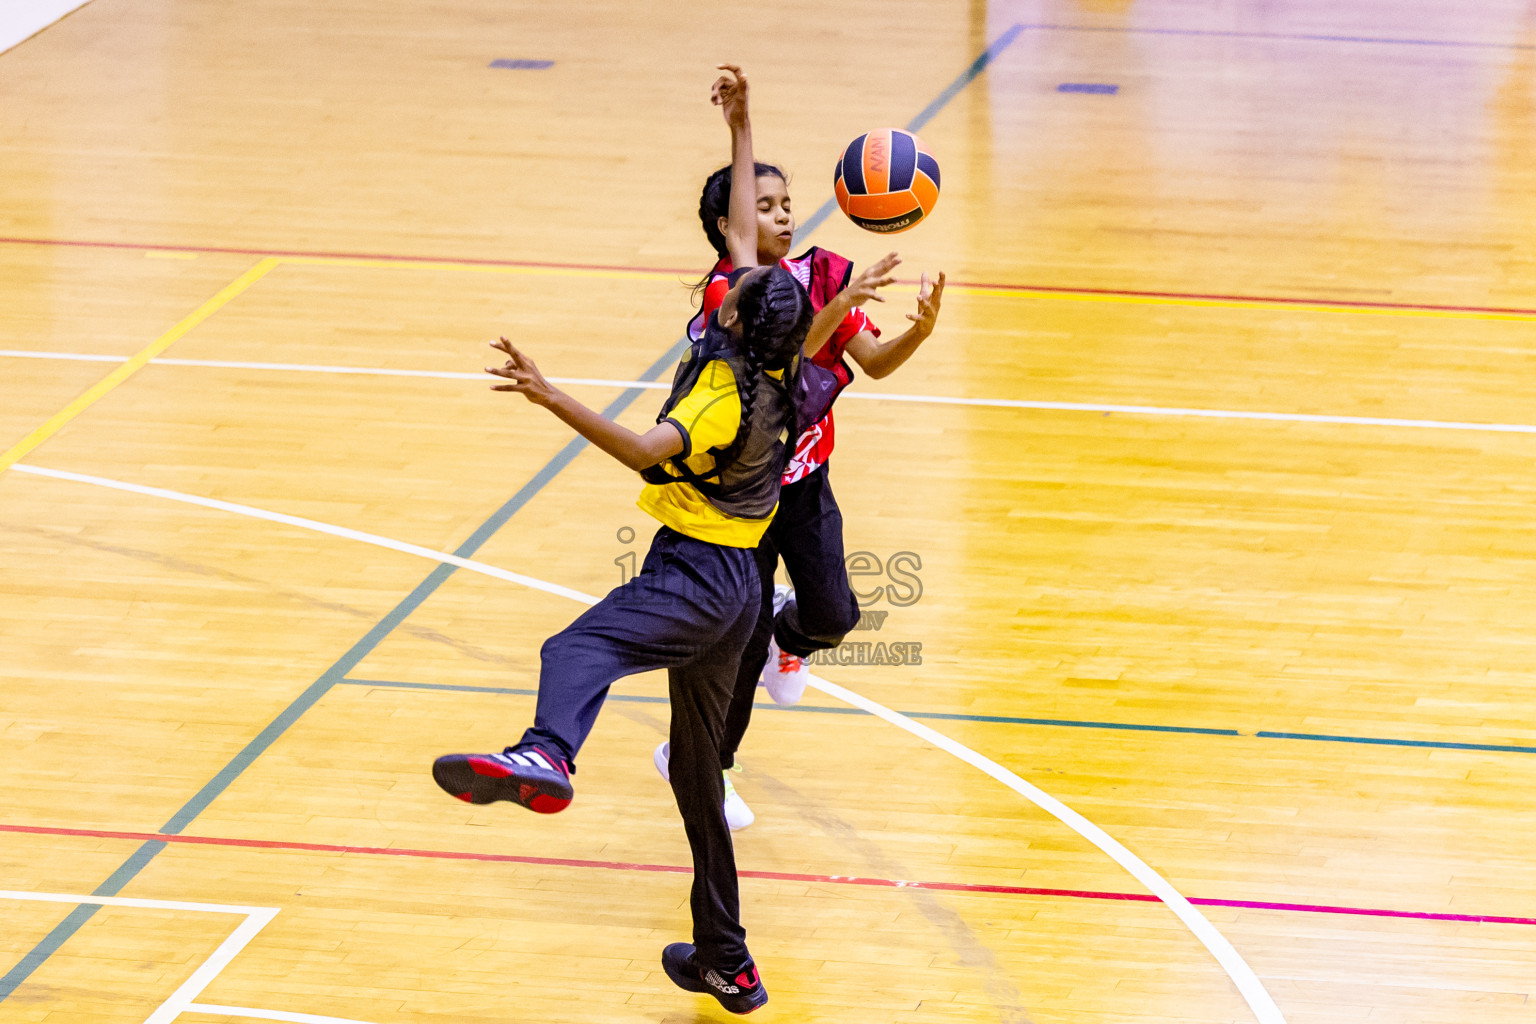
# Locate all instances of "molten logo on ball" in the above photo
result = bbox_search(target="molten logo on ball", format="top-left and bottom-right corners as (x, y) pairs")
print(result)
(834, 127), (940, 234)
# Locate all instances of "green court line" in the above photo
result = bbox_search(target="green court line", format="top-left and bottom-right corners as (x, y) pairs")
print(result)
(339, 677), (1240, 736)
(342, 678), (1536, 753)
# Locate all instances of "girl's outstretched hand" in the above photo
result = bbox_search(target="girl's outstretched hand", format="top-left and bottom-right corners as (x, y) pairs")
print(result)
(906, 272), (946, 337)
(712, 63), (749, 128)
(486, 337), (557, 405)
(843, 252), (902, 307)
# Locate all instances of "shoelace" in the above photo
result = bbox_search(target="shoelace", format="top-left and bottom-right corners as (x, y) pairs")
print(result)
(723, 762), (744, 796)
(778, 650), (803, 672)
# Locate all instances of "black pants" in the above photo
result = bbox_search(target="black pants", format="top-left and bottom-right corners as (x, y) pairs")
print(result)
(720, 463), (862, 768)
(518, 526), (758, 968)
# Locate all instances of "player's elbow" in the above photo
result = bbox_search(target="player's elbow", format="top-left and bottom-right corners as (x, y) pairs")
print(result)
(628, 435), (678, 472)
(626, 449), (665, 472)
(860, 357), (893, 380)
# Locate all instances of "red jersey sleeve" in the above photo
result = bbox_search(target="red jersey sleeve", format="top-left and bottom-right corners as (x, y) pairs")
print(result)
(814, 306), (878, 367)
(688, 269), (732, 341)
(700, 277), (730, 321)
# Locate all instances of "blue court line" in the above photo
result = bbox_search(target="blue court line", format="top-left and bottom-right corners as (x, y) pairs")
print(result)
(0, 26), (1027, 1002)
(0, 840), (165, 998)
(907, 23), (1026, 133)
(345, 679), (1536, 751)
(1019, 22), (1536, 52)
(796, 21), (1027, 242)
(1257, 731), (1536, 755)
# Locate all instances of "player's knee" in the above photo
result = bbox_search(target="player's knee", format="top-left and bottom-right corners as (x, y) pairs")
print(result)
(803, 607), (859, 649)
(539, 631), (573, 665)
(827, 597), (862, 641)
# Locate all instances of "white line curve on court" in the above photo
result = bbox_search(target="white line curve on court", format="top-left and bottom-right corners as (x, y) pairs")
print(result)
(4, 348), (1534, 435)
(9, 464), (596, 605)
(807, 675), (1284, 1023)
(9, 462), (1286, 1024)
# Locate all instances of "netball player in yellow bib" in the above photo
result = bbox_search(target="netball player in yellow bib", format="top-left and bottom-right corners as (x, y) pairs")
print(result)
(432, 66), (798, 1015)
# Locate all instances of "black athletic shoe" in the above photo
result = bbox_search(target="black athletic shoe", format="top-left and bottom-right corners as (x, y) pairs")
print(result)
(661, 942), (767, 1015)
(432, 746), (573, 814)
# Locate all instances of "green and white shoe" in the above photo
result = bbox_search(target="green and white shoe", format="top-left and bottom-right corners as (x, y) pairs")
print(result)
(652, 742), (755, 831)
(722, 765), (754, 831)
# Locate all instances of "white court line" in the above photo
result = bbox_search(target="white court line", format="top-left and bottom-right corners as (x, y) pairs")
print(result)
(8, 464), (595, 605)
(0, 889), (280, 1024)
(4, 348), (1534, 435)
(805, 676), (1283, 1023)
(0, 349), (666, 390)
(10, 464), (1287, 1024)
(0, 0), (94, 57)
(145, 907), (279, 1024)
(0, 889), (273, 916)
(187, 1004), (383, 1024)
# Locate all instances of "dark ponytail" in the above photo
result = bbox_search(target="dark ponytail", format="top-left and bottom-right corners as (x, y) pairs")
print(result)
(692, 161), (787, 301)
(725, 266), (812, 462)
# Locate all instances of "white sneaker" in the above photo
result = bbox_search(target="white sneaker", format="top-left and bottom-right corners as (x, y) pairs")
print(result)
(722, 768), (754, 830)
(772, 582), (794, 616)
(652, 742), (755, 831)
(761, 637), (809, 705)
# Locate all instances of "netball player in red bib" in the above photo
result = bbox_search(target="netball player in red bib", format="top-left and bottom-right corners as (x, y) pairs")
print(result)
(652, 68), (946, 829)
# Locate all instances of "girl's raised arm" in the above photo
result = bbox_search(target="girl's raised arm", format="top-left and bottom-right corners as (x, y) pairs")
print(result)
(486, 338), (684, 471)
(712, 64), (759, 270)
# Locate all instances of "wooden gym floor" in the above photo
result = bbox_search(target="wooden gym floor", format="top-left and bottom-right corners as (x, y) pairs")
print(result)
(2, 1), (1535, 1022)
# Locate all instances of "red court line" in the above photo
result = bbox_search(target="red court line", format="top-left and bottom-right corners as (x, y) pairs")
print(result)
(950, 278), (1536, 317)
(4, 234), (1535, 317)
(0, 235), (697, 278)
(5, 822), (1532, 927)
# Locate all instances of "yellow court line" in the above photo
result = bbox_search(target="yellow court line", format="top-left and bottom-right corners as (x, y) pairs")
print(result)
(0, 257), (282, 474)
(951, 285), (1536, 322)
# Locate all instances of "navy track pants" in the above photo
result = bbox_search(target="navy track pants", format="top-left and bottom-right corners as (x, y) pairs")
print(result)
(518, 525), (758, 968)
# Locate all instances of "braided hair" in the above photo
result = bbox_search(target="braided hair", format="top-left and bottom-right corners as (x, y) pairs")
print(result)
(722, 265), (812, 466)
(692, 161), (787, 301)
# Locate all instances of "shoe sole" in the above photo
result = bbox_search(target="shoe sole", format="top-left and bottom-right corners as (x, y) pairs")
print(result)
(661, 943), (767, 1015)
(432, 754), (572, 814)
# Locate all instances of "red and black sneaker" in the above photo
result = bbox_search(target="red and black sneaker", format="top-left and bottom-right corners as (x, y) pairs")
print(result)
(432, 747), (573, 814)
(661, 942), (767, 1015)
